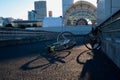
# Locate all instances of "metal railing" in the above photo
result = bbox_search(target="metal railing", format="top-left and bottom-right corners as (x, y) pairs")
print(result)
(0, 27), (59, 41)
(100, 18), (120, 43)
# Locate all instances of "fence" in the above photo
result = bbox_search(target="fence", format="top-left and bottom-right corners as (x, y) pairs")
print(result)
(100, 18), (120, 68)
(31, 25), (92, 35)
(0, 27), (58, 41)
(0, 27), (59, 47)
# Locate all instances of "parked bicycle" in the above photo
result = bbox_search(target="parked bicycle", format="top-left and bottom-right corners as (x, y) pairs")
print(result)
(48, 31), (76, 53)
(48, 27), (101, 53)
(84, 27), (101, 50)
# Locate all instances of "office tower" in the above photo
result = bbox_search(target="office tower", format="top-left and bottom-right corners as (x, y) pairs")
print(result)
(34, 1), (47, 20)
(62, 0), (74, 16)
(28, 10), (36, 20)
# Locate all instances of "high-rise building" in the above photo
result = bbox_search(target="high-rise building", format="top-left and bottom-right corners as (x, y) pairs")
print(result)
(28, 10), (36, 20)
(0, 17), (4, 27)
(62, 0), (74, 16)
(34, 1), (47, 21)
(97, 0), (120, 25)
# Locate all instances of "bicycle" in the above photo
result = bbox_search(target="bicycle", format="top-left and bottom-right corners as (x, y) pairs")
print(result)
(48, 31), (76, 53)
(83, 27), (101, 50)
(47, 27), (101, 53)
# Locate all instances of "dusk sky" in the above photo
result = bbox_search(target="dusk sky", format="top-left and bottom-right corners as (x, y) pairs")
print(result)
(0, 0), (97, 20)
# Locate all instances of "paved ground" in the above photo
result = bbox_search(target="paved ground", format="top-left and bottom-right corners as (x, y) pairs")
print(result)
(0, 40), (120, 80)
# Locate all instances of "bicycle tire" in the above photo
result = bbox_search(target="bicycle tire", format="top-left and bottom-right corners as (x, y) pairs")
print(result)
(57, 31), (74, 41)
(84, 34), (101, 50)
(57, 31), (76, 50)
(76, 50), (93, 64)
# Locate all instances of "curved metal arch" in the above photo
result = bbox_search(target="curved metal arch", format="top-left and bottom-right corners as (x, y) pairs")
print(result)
(70, 14), (96, 21)
(69, 9), (96, 20)
(70, 8), (96, 17)
(63, 1), (97, 25)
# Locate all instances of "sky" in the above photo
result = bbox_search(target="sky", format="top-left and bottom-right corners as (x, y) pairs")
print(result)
(0, 0), (97, 20)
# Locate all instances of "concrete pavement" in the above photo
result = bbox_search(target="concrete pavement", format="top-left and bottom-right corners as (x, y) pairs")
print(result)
(0, 40), (120, 80)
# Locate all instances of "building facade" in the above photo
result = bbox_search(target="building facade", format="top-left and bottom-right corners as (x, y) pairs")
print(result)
(34, 1), (47, 21)
(12, 20), (42, 28)
(28, 10), (36, 20)
(43, 17), (62, 27)
(0, 17), (15, 27)
(97, 0), (120, 25)
(0, 17), (4, 27)
(62, 0), (74, 16)
(62, 0), (97, 26)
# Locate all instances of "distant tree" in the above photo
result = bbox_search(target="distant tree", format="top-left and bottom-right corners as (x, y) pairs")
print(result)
(19, 24), (26, 29)
(38, 25), (42, 27)
(5, 24), (13, 27)
(32, 24), (37, 27)
(26, 25), (31, 27)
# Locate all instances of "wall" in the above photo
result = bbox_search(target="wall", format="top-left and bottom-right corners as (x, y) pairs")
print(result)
(100, 19), (120, 68)
(43, 17), (62, 27)
(97, 0), (120, 25)
(34, 25), (92, 35)
(62, 0), (74, 16)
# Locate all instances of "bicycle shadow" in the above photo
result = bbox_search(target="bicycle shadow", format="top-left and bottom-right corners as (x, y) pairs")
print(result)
(77, 50), (120, 80)
(20, 50), (71, 71)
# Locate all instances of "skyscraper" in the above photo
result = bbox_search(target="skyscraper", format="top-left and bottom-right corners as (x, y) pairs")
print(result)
(62, 0), (74, 16)
(34, 1), (47, 21)
(28, 10), (36, 20)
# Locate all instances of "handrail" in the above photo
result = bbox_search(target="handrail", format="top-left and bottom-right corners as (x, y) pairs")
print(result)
(0, 27), (59, 41)
(0, 27), (56, 33)
(98, 15), (120, 41)
(98, 9), (120, 27)
(101, 18), (120, 29)
(0, 30), (51, 34)
(103, 29), (120, 33)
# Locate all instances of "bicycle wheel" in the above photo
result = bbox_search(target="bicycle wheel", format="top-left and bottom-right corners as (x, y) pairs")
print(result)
(84, 34), (101, 50)
(76, 50), (93, 64)
(57, 31), (76, 50)
(57, 31), (73, 41)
